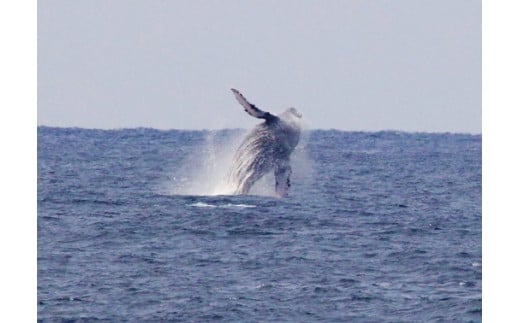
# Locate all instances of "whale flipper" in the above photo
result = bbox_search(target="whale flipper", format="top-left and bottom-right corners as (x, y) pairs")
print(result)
(231, 88), (276, 121)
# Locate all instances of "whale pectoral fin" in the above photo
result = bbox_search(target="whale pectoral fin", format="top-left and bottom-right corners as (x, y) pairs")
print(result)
(231, 88), (276, 121)
(274, 161), (292, 198)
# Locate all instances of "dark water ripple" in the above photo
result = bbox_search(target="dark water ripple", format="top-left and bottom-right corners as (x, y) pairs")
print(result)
(38, 127), (481, 322)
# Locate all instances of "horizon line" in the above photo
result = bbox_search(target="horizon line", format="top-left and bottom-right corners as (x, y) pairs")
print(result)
(37, 124), (482, 136)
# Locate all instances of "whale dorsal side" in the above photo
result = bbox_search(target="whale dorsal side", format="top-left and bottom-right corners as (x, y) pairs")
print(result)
(231, 88), (277, 122)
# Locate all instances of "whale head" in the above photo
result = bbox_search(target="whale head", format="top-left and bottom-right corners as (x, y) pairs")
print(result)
(286, 107), (302, 119)
(279, 107), (302, 122)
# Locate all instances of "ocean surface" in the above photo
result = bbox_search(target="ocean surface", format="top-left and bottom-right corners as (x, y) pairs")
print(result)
(37, 127), (481, 322)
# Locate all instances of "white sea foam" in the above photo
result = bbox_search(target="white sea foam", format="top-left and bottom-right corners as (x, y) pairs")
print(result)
(222, 203), (256, 208)
(188, 202), (217, 208)
(188, 202), (256, 208)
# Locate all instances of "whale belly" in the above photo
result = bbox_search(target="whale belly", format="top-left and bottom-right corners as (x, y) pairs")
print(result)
(227, 125), (276, 194)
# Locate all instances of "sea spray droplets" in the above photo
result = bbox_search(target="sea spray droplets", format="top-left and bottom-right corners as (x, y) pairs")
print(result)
(169, 130), (244, 196)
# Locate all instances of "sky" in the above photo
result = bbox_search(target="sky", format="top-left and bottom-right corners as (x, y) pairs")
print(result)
(38, 0), (481, 132)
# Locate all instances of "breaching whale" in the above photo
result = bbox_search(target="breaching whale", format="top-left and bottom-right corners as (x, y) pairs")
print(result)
(227, 88), (302, 197)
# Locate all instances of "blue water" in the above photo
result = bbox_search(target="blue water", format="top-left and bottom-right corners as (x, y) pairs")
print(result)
(38, 127), (481, 321)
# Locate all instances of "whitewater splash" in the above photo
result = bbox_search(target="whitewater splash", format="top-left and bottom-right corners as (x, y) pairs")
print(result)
(167, 130), (243, 196)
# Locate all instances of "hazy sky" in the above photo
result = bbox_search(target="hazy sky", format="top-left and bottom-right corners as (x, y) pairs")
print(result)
(38, 0), (481, 133)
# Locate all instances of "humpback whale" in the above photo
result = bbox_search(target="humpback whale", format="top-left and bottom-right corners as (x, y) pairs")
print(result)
(227, 88), (302, 197)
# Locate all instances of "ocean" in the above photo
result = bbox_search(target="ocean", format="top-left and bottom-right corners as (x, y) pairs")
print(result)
(37, 127), (481, 322)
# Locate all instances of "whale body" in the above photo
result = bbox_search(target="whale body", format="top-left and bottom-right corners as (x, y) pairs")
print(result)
(227, 89), (302, 197)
